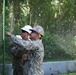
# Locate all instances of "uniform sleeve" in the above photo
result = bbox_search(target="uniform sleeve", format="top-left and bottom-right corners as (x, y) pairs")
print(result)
(10, 34), (39, 50)
(10, 46), (18, 56)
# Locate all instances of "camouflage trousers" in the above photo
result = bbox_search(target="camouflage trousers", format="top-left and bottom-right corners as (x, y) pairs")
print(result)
(13, 67), (27, 75)
(13, 67), (23, 75)
(12, 58), (29, 75)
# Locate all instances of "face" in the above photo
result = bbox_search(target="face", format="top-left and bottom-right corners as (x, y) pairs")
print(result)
(20, 30), (29, 39)
(30, 31), (38, 40)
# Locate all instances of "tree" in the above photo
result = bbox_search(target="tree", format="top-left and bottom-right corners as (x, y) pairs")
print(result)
(0, 0), (76, 62)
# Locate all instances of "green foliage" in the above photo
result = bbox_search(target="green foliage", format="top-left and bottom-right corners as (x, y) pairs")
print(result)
(43, 31), (74, 61)
(0, 0), (76, 63)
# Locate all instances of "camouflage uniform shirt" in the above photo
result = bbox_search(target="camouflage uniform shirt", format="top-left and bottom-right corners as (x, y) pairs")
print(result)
(10, 39), (29, 75)
(10, 34), (44, 75)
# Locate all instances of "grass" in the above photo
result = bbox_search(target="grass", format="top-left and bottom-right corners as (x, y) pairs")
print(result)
(59, 73), (76, 75)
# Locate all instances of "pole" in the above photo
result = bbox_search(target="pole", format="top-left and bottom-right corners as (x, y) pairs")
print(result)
(3, 0), (5, 75)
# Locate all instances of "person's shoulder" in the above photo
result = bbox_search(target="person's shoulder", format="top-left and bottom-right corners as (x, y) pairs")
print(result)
(33, 40), (43, 45)
(37, 39), (42, 43)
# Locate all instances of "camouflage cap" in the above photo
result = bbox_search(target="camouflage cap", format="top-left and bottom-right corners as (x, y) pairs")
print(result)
(30, 25), (44, 36)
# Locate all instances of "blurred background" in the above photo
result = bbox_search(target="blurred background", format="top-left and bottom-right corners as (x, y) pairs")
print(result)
(0, 0), (76, 75)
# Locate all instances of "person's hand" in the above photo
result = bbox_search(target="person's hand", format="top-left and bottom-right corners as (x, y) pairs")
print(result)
(6, 32), (11, 37)
(22, 54), (28, 61)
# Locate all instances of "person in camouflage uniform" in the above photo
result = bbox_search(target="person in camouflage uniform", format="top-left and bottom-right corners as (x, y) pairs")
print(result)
(9, 25), (32, 75)
(6, 25), (44, 75)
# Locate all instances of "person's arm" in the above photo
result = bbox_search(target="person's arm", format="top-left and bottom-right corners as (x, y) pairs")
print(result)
(10, 46), (18, 56)
(10, 34), (39, 50)
(6, 32), (39, 50)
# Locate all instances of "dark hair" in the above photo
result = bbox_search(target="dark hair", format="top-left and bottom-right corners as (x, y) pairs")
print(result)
(21, 30), (29, 33)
